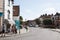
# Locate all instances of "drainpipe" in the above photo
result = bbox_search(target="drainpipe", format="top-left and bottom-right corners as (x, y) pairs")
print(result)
(2, 0), (5, 32)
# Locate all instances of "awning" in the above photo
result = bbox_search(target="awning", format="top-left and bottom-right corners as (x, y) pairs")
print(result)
(0, 12), (3, 16)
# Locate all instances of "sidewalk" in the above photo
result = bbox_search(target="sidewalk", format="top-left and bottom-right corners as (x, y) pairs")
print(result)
(0, 27), (30, 37)
(0, 34), (11, 37)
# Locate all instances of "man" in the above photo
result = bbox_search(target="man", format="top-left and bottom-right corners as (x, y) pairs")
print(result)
(1, 24), (5, 37)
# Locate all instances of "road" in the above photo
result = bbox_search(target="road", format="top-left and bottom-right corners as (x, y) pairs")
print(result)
(0, 27), (60, 40)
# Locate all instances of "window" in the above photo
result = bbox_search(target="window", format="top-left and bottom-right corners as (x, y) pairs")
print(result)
(8, 10), (10, 19)
(8, 0), (10, 6)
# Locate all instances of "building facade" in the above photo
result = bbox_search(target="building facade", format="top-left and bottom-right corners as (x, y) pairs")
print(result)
(52, 12), (60, 28)
(4, 0), (14, 20)
(13, 6), (20, 30)
(4, 0), (15, 32)
(0, 0), (4, 32)
(39, 14), (53, 24)
(0, 0), (15, 32)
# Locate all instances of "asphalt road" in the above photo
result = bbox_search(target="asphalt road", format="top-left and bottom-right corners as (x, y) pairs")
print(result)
(0, 27), (60, 40)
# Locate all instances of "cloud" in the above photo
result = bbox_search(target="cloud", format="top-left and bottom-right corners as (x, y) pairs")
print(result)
(44, 8), (55, 11)
(41, 8), (56, 14)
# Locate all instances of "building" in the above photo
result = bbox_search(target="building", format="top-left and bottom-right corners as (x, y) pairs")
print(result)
(4, 0), (14, 20)
(52, 12), (60, 28)
(0, 0), (3, 32)
(4, 0), (15, 32)
(0, 0), (20, 33)
(13, 6), (20, 29)
(39, 13), (60, 28)
(39, 14), (53, 24)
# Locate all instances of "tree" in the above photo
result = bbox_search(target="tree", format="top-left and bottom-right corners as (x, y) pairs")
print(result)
(18, 16), (23, 34)
(43, 19), (52, 25)
(43, 19), (53, 28)
(20, 20), (23, 25)
(24, 21), (28, 25)
(20, 16), (23, 25)
(35, 19), (41, 25)
(20, 16), (23, 21)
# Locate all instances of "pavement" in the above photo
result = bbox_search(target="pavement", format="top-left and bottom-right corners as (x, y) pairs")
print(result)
(0, 27), (30, 37)
(0, 27), (60, 40)
(50, 28), (60, 33)
(20, 27), (60, 40)
(20, 28), (29, 34)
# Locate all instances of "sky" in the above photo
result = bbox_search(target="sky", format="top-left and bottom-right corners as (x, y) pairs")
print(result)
(15, 0), (60, 21)
(14, 0), (20, 14)
(14, 0), (20, 5)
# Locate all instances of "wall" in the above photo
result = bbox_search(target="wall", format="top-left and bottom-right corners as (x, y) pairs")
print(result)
(4, 0), (14, 32)
(0, 0), (3, 12)
(0, 0), (3, 32)
(4, 0), (13, 20)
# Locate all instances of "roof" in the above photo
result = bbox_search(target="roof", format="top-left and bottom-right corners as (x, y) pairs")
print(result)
(55, 12), (60, 16)
(40, 15), (52, 19)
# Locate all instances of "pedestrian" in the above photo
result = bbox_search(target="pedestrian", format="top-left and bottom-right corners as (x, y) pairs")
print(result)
(1, 24), (5, 37)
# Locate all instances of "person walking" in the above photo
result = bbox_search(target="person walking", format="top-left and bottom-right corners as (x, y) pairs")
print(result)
(1, 24), (5, 37)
